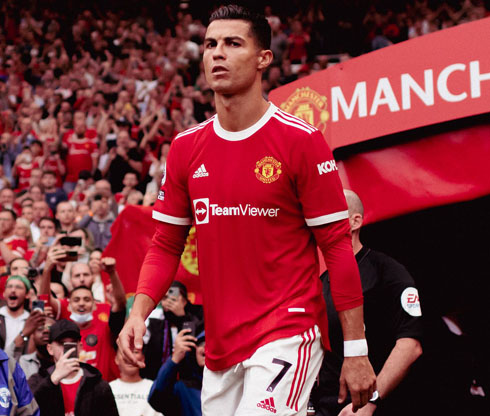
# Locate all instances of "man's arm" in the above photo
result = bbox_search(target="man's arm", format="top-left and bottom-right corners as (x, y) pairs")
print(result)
(338, 338), (422, 416)
(100, 257), (126, 312)
(311, 220), (376, 412)
(117, 221), (190, 367)
(375, 337), (422, 400)
(0, 240), (20, 264)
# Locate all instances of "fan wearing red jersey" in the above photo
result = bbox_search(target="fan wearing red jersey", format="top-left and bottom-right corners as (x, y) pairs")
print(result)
(118, 5), (376, 416)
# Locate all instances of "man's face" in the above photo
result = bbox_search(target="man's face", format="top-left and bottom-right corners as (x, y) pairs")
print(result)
(9, 258), (29, 277)
(47, 337), (80, 362)
(56, 203), (75, 226)
(70, 264), (94, 289)
(32, 201), (50, 222)
(88, 250), (101, 274)
(203, 19), (264, 95)
(29, 187), (43, 202)
(3, 279), (27, 311)
(122, 173), (138, 188)
(41, 173), (56, 189)
(32, 318), (55, 347)
(0, 211), (15, 236)
(0, 189), (14, 207)
(94, 180), (111, 197)
(69, 288), (95, 315)
(115, 349), (143, 377)
(21, 206), (34, 223)
(29, 169), (42, 186)
(39, 219), (56, 237)
(92, 197), (109, 217)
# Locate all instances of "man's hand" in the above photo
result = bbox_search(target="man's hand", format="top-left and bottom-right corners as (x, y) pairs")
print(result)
(116, 315), (147, 368)
(45, 245), (68, 269)
(161, 296), (186, 317)
(50, 349), (80, 385)
(339, 402), (377, 416)
(338, 356), (376, 412)
(100, 256), (116, 274)
(22, 309), (45, 337)
(171, 329), (197, 364)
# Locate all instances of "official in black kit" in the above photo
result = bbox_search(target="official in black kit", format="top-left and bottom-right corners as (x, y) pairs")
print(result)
(312, 190), (423, 416)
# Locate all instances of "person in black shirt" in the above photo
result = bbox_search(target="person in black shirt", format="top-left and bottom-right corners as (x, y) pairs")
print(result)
(312, 189), (423, 416)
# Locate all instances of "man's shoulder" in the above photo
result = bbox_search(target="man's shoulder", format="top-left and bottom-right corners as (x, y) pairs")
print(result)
(268, 107), (320, 143)
(173, 116), (216, 142)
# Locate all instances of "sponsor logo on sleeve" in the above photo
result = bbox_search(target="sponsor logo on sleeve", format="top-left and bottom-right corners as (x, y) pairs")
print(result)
(317, 159), (338, 175)
(157, 190), (165, 201)
(401, 287), (422, 317)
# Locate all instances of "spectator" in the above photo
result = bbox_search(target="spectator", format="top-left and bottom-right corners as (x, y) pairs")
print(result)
(0, 347), (40, 415)
(55, 201), (76, 233)
(114, 171), (139, 204)
(29, 217), (56, 268)
(41, 170), (67, 214)
(109, 349), (163, 416)
(12, 147), (34, 191)
(19, 316), (55, 380)
(0, 275), (45, 359)
(29, 319), (119, 416)
(77, 194), (115, 250)
(30, 200), (50, 243)
(41, 251), (126, 381)
(62, 112), (98, 194)
(141, 281), (203, 380)
(103, 130), (143, 194)
(0, 188), (16, 211)
(0, 209), (28, 273)
(148, 328), (205, 416)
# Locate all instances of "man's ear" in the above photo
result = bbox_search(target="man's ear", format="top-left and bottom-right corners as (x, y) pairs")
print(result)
(46, 343), (54, 357)
(350, 213), (364, 232)
(257, 49), (273, 71)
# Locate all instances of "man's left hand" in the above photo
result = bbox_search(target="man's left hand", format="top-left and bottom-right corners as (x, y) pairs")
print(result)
(338, 356), (376, 412)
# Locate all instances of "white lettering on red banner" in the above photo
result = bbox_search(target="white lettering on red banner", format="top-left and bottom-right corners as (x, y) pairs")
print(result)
(331, 60), (490, 122)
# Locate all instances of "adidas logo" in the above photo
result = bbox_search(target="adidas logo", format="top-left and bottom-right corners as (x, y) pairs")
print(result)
(257, 397), (277, 413)
(193, 164), (209, 178)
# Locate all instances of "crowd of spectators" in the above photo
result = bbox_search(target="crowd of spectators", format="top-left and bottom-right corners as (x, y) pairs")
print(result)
(0, 0), (488, 414)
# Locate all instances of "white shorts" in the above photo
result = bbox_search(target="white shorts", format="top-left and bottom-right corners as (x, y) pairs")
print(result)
(202, 326), (324, 416)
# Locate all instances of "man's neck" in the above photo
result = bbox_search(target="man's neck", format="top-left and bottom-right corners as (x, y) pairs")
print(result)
(119, 373), (142, 383)
(45, 186), (56, 193)
(7, 306), (25, 318)
(214, 84), (269, 132)
(60, 224), (74, 232)
(352, 232), (363, 255)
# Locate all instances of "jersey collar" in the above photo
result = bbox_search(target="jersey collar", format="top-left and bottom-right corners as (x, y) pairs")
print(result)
(213, 102), (277, 141)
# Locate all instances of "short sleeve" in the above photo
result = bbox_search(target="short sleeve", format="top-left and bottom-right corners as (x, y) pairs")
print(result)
(295, 131), (348, 226)
(152, 139), (193, 226)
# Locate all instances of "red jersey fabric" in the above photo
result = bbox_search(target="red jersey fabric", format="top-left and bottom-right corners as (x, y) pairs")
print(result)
(59, 299), (119, 381)
(63, 131), (98, 182)
(60, 369), (82, 416)
(15, 163), (33, 190)
(0, 235), (28, 273)
(142, 103), (362, 371)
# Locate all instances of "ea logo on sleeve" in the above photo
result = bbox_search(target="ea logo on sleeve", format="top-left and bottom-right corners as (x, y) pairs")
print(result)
(400, 287), (422, 317)
(0, 387), (11, 408)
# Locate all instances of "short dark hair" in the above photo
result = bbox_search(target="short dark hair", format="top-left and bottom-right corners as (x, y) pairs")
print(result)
(42, 170), (56, 178)
(1, 208), (16, 221)
(39, 216), (56, 226)
(70, 285), (93, 298)
(209, 4), (271, 50)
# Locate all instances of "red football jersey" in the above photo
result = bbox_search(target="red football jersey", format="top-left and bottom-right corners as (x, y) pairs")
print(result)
(64, 134), (98, 182)
(151, 103), (359, 370)
(59, 299), (119, 381)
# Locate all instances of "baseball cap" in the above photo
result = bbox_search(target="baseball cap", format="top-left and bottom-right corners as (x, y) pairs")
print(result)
(49, 319), (81, 343)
